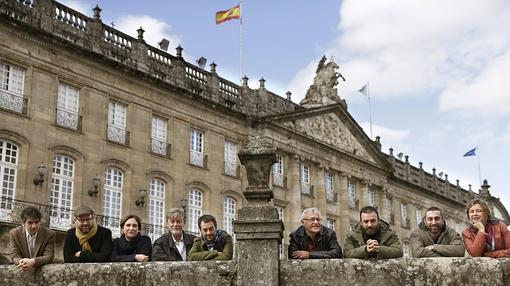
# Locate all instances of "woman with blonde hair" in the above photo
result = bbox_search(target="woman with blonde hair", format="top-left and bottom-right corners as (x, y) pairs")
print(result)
(111, 214), (152, 262)
(462, 199), (510, 258)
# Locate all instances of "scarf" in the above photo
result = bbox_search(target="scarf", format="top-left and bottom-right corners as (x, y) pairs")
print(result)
(485, 223), (495, 251)
(75, 223), (98, 252)
(118, 233), (142, 254)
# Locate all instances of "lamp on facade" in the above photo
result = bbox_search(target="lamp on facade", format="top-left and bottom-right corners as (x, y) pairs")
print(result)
(33, 162), (47, 186)
(135, 189), (147, 207)
(88, 175), (101, 197)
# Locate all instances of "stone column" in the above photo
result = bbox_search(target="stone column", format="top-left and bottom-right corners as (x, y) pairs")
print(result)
(338, 173), (350, 244)
(234, 137), (284, 286)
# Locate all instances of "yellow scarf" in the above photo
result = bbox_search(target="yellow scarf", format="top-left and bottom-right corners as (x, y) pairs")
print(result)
(75, 223), (98, 252)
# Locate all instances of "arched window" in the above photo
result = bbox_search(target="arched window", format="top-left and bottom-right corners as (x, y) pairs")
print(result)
(187, 188), (202, 235)
(103, 167), (123, 237)
(0, 139), (19, 219)
(223, 197), (236, 234)
(49, 154), (75, 229)
(148, 178), (166, 238)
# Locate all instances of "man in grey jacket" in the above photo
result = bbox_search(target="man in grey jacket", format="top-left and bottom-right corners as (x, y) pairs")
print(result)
(410, 206), (465, 257)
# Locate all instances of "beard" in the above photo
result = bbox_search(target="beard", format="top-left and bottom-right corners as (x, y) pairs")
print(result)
(170, 228), (182, 237)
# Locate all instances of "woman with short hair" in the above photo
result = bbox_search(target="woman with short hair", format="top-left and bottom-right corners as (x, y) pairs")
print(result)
(111, 214), (152, 262)
(462, 199), (510, 258)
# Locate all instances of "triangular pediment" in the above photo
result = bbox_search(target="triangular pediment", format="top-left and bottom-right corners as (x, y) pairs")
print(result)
(263, 104), (387, 167)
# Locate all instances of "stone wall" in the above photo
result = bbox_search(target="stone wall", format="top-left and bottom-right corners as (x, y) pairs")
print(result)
(1, 258), (509, 286)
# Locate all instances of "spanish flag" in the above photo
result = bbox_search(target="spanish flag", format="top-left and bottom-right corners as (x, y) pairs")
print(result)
(216, 4), (241, 25)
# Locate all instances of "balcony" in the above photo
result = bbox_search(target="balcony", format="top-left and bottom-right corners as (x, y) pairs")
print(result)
(301, 183), (314, 197)
(326, 190), (338, 203)
(55, 108), (82, 131)
(0, 89), (27, 115)
(107, 124), (130, 146)
(150, 138), (171, 158)
(190, 150), (208, 168)
(224, 161), (238, 177)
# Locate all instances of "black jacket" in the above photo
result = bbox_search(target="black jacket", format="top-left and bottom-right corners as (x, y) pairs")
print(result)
(152, 231), (196, 261)
(64, 225), (113, 263)
(288, 225), (342, 259)
(111, 233), (152, 262)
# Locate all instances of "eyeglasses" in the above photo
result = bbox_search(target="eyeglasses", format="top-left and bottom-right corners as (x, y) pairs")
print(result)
(302, 217), (321, 222)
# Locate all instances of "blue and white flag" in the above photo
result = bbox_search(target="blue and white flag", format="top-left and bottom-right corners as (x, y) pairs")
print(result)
(463, 147), (476, 157)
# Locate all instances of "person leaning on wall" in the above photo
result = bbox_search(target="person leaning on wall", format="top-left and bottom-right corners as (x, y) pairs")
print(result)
(111, 214), (152, 262)
(462, 199), (510, 258)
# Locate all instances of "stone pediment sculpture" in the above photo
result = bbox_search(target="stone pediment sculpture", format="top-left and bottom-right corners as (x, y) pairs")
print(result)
(282, 114), (375, 163)
(300, 56), (346, 107)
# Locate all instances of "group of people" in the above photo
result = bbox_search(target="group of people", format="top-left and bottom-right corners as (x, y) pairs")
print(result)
(288, 199), (510, 259)
(9, 206), (232, 272)
(8, 198), (510, 272)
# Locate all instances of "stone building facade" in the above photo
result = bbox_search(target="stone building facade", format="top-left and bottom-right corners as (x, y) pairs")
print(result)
(0, 0), (508, 262)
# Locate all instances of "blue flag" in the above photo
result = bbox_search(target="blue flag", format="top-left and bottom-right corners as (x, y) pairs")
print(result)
(463, 147), (476, 157)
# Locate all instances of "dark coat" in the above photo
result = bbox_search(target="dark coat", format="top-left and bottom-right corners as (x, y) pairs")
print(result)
(111, 234), (152, 262)
(152, 231), (196, 261)
(288, 225), (343, 259)
(343, 220), (403, 259)
(64, 225), (113, 263)
(188, 230), (233, 261)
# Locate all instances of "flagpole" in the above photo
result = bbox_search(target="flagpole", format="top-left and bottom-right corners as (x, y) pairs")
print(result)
(476, 146), (481, 186)
(367, 81), (373, 140)
(239, 0), (243, 84)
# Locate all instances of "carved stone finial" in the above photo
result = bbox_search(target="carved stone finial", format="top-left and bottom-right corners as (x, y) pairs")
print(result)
(300, 56), (345, 108)
(210, 62), (217, 73)
(176, 45), (183, 58)
(137, 27), (145, 40)
(242, 76), (249, 87)
(259, 78), (265, 89)
(93, 5), (102, 19)
(286, 91), (292, 101)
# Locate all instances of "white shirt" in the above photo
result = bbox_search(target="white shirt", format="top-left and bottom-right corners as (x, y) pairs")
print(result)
(172, 235), (187, 261)
(25, 229), (37, 258)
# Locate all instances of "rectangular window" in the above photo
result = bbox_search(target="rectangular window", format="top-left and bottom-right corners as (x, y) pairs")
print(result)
(368, 188), (375, 206)
(223, 197), (236, 234)
(224, 140), (237, 176)
(384, 196), (392, 222)
(56, 83), (80, 130)
(151, 116), (168, 156)
(401, 203), (409, 227)
(272, 155), (284, 187)
(0, 63), (25, 114)
(325, 172), (334, 202)
(107, 101), (128, 144)
(190, 129), (204, 166)
(415, 208), (422, 227)
(348, 180), (356, 208)
(300, 163), (310, 194)
(0, 140), (19, 218)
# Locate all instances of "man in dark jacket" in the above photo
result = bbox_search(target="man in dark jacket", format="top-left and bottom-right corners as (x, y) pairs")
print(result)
(344, 205), (403, 259)
(288, 207), (342, 259)
(410, 206), (465, 257)
(188, 214), (233, 260)
(64, 206), (112, 263)
(152, 208), (196, 261)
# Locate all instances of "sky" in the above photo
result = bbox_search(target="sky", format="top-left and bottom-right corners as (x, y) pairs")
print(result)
(61, 0), (510, 212)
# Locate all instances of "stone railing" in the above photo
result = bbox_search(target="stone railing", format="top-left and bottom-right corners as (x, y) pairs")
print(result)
(1, 258), (509, 286)
(0, 0), (299, 117)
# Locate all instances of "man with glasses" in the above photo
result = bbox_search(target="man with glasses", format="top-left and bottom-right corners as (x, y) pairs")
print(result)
(288, 207), (342, 259)
(9, 206), (55, 271)
(344, 205), (403, 259)
(64, 206), (112, 262)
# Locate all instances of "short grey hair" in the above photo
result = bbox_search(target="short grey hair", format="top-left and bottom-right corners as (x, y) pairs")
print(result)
(300, 208), (321, 220)
(166, 208), (185, 221)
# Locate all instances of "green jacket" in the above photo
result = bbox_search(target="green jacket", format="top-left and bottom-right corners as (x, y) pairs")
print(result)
(344, 220), (403, 259)
(188, 230), (233, 261)
(410, 222), (465, 257)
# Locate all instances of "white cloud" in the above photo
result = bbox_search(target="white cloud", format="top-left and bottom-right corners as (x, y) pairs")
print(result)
(59, 0), (89, 15)
(359, 121), (410, 151)
(287, 0), (510, 114)
(115, 15), (182, 53)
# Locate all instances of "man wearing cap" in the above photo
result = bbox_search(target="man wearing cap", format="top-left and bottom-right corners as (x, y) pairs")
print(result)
(9, 206), (55, 271)
(64, 206), (113, 263)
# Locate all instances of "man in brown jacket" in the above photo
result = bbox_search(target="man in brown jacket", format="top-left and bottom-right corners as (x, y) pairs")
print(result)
(9, 206), (55, 271)
(410, 206), (465, 257)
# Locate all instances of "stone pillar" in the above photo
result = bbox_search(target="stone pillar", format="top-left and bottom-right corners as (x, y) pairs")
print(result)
(287, 154), (302, 228)
(234, 137), (284, 286)
(316, 165), (327, 218)
(338, 173), (350, 245)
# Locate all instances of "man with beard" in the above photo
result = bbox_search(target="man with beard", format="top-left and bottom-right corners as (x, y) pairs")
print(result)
(188, 214), (233, 260)
(152, 208), (196, 261)
(344, 206), (403, 259)
(410, 207), (465, 257)
(288, 207), (342, 259)
(64, 206), (112, 262)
